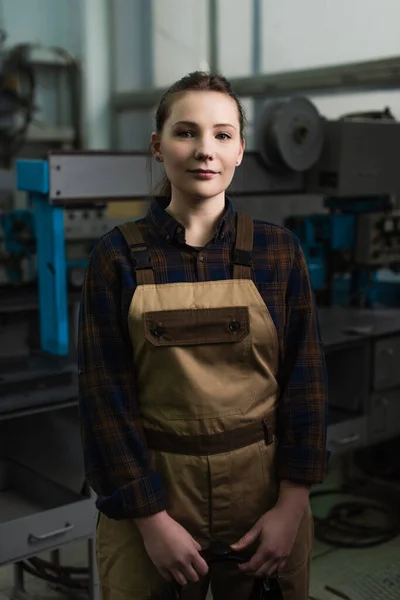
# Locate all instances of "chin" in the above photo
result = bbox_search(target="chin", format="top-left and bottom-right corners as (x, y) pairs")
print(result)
(182, 183), (226, 200)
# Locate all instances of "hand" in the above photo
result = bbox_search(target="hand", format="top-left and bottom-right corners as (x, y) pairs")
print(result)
(230, 504), (304, 578)
(135, 511), (209, 586)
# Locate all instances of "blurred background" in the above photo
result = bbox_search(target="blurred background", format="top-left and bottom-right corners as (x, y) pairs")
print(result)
(1, 2), (400, 600)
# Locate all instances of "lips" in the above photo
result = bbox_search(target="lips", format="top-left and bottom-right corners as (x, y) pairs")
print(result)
(190, 169), (217, 174)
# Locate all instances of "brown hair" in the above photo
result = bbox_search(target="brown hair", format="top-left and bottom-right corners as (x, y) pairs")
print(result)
(153, 71), (246, 198)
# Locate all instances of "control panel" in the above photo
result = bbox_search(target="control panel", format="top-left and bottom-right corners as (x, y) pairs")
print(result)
(355, 211), (400, 268)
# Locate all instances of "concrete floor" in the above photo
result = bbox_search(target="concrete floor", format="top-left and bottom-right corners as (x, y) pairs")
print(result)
(0, 535), (400, 599)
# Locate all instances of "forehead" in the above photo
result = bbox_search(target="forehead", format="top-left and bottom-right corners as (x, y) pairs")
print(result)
(166, 91), (240, 126)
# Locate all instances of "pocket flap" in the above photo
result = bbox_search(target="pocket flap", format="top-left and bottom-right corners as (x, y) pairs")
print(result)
(144, 306), (250, 347)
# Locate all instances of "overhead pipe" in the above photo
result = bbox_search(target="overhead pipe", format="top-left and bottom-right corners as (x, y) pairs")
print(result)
(208, 0), (219, 73)
(112, 55), (400, 112)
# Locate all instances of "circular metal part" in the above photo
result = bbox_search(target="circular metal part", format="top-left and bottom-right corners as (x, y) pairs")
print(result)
(256, 97), (324, 172)
(68, 267), (86, 288)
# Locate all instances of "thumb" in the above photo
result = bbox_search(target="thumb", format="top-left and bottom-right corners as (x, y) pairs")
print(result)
(230, 526), (260, 551)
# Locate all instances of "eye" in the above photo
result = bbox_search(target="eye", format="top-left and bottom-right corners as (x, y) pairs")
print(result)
(216, 133), (231, 140)
(176, 130), (194, 138)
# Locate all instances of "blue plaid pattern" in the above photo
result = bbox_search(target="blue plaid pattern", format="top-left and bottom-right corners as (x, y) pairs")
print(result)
(78, 198), (328, 519)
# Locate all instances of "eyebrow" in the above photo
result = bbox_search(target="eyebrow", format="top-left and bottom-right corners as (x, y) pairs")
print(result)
(172, 120), (237, 130)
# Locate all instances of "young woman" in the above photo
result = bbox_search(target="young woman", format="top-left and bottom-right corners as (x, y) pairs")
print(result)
(78, 71), (328, 600)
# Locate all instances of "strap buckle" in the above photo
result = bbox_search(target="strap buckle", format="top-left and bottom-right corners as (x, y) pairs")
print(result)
(262, 417), (275, 446)
(233, 248), (253, 267)
(130, 243), (151, 270)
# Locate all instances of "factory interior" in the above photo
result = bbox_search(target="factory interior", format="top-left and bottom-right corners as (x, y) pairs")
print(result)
(2, 0), (400, 599)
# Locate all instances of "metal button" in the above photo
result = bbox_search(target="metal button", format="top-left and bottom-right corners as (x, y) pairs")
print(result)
(198, 254), (204, 262)
(229, 320), (241, 332)
(176, 226), (183, 233)
(151, 325), (165, 338)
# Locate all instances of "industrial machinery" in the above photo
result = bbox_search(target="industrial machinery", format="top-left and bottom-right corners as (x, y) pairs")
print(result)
(0, 31), (83, 296)
(283, 108), (400, 308)
(2, 96), (400, 599)
(0, 32), (81, 167)
(0, 32), (35, 168)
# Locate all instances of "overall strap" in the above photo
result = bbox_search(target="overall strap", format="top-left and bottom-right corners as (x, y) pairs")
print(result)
(117, 222), (155, 285)
(233, 213), (254, 279)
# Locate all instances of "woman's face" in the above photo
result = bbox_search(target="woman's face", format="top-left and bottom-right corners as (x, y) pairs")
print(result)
(153, 91), (245, 201)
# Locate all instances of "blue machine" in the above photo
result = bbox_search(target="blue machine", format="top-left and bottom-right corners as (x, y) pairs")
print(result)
(286, 196), (400, 307)
(14, 151), (158, 357)
(15, 159), (87, 356)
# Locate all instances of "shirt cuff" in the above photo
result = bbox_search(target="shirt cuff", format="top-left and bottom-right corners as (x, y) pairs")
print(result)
(96, 472), (167, 520)
(277, 445), (330, 485)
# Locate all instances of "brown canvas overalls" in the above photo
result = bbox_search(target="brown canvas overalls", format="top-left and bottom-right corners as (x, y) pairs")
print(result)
(96, 213), (314, 600)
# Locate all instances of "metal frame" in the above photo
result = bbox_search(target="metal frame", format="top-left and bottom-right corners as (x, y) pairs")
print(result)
(47, 152), (164, 203)
(33, 195), (69, 356)
(15, 153), (165, 355)
(15, 160), (69, 356)
(208, 0), (219, 73)
(252, 0), (263, 131)
(109, 0), (155, 149)
(112, 55), (400, 112)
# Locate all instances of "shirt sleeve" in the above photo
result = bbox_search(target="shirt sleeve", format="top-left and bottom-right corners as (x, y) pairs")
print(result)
(276, 236), (329, 485)
(78, 233), (166, 520)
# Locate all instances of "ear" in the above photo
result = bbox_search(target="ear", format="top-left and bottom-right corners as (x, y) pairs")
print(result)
(151, 132), (162, 159)
(236, 138), (245, 167)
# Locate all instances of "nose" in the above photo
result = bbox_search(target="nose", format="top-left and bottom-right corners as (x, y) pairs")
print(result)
(194, 137), (215, 161)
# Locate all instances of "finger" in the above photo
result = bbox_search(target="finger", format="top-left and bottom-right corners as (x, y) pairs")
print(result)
(276, 558), (287, 573)
(171, 570), (187, 587)
(159, 568), (173, 582)
(254, 557), (281, 578)
(265, 557), (282, 577)
(238, 548), (272, 574)
(192, 539), (202, 552)
(231, 527), (260, 551)
(182, 564), (200, 583)
(192, 554), (209, 578)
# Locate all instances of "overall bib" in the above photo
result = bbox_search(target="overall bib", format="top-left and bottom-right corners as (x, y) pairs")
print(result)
(96, 214), (313, 600)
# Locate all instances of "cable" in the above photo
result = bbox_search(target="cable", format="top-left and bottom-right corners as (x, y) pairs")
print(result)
(19, 557), (89, 592)
(310, 488), (399, 549)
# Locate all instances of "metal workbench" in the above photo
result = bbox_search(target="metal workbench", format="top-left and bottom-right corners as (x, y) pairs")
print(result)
(318, 306), (400, 458)
(0, 361), (99, 600)
(0, 290), (98, 600)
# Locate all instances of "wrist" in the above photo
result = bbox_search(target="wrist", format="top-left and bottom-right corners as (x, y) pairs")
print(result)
(276, 480), (310, 516)
(134, 510), (169, 534)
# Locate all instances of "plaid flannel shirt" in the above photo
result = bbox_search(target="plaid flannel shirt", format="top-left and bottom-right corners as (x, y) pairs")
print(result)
(78, 198), (328, 520)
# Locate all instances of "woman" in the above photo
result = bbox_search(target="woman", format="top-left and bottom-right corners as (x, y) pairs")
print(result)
(78, 71), (328, 600)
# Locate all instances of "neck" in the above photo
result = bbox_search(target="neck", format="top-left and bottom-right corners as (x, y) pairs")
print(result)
(166, 189), (226, 247)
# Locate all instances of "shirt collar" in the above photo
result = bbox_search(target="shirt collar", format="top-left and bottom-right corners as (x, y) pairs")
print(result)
(148, 196), (235, 244)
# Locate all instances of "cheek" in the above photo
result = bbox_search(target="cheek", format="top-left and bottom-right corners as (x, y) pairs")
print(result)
(221, 151), (240, 171)
(162, 142), (190, 167)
